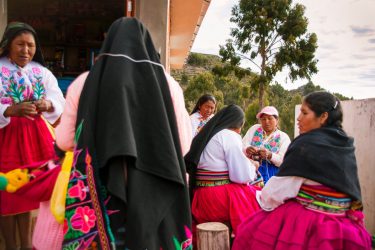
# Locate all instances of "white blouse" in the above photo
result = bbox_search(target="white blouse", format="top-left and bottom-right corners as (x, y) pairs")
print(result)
(257, 176), (320, 211)
(242, 124), (291, 167)
(198, 129), (257, 184)
(0, 57), (65, 128)
(190, 112), (213, 137)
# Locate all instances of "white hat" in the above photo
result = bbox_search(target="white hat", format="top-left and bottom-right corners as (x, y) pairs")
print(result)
(256, 106), (279, 119)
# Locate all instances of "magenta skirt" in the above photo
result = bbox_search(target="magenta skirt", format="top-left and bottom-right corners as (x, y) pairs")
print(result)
(192, 183), (260, 234)
(233, 200), (372, 250)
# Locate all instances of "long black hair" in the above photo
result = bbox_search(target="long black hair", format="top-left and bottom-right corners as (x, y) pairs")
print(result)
(303, 91), (343, 128)
(191, 94), (216, 114)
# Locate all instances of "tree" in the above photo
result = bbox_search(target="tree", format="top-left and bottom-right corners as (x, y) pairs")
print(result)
(184, 72), (224, 112)
(220, 0), (318, 109)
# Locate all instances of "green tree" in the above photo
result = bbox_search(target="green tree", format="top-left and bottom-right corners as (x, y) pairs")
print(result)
(220, 0), (318, 110)
(184, 72), (224, 112)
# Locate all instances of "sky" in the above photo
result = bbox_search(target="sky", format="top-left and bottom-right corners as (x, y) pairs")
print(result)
(191, 0), (375, 100)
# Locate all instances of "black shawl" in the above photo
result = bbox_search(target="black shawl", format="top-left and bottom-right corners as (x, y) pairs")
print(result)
(277, 126), (362, 201)
(0, 22), (45, 66)
(185, 104), (245, 189)
(75, 17), (191, 249)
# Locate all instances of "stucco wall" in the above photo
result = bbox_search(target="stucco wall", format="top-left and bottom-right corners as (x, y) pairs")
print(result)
(136, 0), (169, 70)
(295, 98), (375, 234)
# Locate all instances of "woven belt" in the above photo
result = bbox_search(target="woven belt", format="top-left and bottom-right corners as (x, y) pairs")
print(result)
(195, 169), (230, 187)
(295, 184), (352, 216)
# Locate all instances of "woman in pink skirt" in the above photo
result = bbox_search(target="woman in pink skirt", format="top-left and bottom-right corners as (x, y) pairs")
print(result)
(233, 91), (372, 250)
(185, 104), (260, 240)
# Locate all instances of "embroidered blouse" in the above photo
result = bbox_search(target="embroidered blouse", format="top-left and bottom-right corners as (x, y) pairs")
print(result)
(190, 111), (213, 137)
(0, 57), (65, 128)
(242, 124), (291, 167)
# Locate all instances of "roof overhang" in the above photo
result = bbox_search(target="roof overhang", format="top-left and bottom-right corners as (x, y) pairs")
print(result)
(169, 0), (211, 69)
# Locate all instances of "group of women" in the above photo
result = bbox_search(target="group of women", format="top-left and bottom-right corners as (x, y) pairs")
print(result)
(0, 17), (372, 250)
(188, 93), (372, 249)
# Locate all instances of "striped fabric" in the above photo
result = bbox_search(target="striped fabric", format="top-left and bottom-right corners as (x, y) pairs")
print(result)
(195, 169), (230, 187)
(295, 184), (352, 216)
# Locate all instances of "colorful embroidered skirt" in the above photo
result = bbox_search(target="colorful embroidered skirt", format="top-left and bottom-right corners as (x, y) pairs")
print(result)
(233, 198), (372, 249)
(0, 116), (55, 215)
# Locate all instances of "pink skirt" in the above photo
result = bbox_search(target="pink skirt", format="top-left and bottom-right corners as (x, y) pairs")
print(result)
(192, 183), (260, 234)
(0, 116), (56, 215)
(232, 200), (372, 250)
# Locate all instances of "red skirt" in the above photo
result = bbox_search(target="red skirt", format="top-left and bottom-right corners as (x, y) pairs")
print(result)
(192, 183), (260, 234)
(232, 200), (372, 250)
(0, 116), (56, 215)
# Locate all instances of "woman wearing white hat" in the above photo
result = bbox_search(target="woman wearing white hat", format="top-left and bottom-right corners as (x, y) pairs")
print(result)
(242, 106), (291, 183)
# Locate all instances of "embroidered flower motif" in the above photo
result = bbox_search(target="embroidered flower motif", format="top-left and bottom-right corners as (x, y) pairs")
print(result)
(68, 180), (87, 201)
(32, 67), (41, 75)
(70, 206), (97, 233)
(269, 141), (277, 147)
(0, 97), (12, 105)
(1, 66), (10, 78)
(252, 136), (261, 142)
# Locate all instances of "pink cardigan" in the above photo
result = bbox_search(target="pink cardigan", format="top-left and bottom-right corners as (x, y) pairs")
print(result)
(55, 71), (192, 155)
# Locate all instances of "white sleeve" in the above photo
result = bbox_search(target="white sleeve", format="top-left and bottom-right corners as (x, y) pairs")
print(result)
(269, 131), (291, 167)
(257, 176), (305, 211)
(0, 103), (11, 128)
(225, 133), (257, 183)
(41, 69), (65, 124)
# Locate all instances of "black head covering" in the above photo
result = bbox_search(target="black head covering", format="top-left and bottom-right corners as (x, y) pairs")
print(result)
(0, 22), (45, 66)
(75, 17), (191, 249)
(185, 104), (245, 188)
(277, 126), (362, 202)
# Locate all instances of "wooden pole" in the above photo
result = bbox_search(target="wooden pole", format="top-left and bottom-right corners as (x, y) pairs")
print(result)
(197, 222), (230, 250)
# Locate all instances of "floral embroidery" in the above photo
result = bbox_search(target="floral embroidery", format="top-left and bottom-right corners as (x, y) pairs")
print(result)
(250, 126), (281, 153)
(172, 226), (192, 250)
(68, 179), (88, 201)
(70, 206), (97, 234)
(0, 65), (46, 105)
(32, 67), (41, 75)
(1, 66), (10, 77)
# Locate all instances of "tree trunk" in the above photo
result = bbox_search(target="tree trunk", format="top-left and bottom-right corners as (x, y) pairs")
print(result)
(196, 222), (230, 250)
(259, 42), (266, 110)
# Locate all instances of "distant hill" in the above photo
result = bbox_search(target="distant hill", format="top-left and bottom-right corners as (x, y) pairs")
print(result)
(171, 52), (351, 138)
(172, 52), (351, 100)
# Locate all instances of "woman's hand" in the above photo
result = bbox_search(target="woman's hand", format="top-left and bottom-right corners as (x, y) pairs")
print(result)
(259, 148), (272, 160)
(4, 102), (38, 120)
(245, 146), (259, 157)
(34, 99), (54, 113)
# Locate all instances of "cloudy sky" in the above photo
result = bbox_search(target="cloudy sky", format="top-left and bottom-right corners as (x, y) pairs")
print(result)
(191, 0), (375, 100)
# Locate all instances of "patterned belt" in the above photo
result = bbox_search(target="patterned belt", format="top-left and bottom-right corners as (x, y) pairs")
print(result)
(295, 184), (352, 216)
(195, 169), (230, 187)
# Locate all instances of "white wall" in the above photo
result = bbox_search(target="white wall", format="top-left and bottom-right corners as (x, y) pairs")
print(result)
(295, 99), (375, 234)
